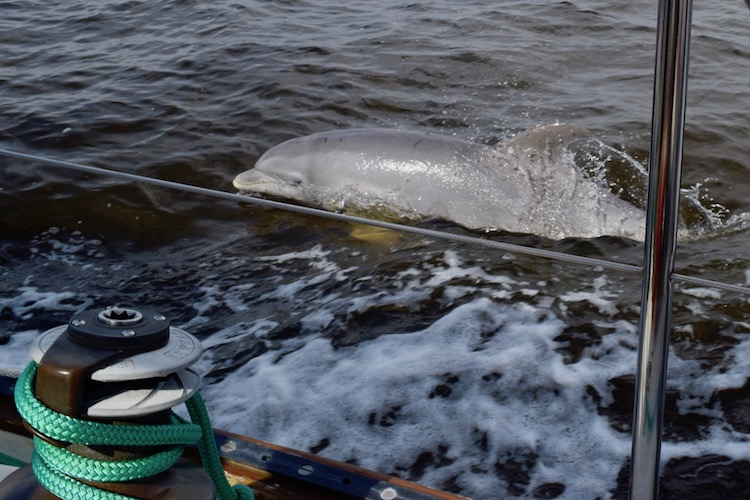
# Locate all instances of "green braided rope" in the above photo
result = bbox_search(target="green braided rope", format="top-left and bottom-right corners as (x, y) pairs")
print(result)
(32, 450), (137, 500)
(0, 451), (27, 468)
(185, 393), (255, 500)
(14, 363), (202, 446)
(34, 437), (184, 482)
(13, 361), (255, 500)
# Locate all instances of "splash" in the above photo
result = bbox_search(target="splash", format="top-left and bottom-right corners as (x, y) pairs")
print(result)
(573, 139), (735, 241)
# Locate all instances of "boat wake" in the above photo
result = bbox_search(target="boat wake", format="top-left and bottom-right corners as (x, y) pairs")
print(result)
(2, 216), (750, 498)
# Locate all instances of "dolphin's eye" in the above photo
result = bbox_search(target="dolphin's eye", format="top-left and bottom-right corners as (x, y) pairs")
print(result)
(282, 173), (304, 185)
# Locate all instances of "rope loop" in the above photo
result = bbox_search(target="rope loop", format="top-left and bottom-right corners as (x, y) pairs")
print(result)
(14, 363), (202, 446)
(12, 361), (254, 500)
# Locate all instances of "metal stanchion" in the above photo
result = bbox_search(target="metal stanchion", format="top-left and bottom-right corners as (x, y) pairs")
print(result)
(629, 0), (693, 498)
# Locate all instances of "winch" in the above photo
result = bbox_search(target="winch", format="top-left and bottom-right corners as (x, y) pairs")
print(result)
(30, 306), (202, 419)
(0, 306), (253, 500)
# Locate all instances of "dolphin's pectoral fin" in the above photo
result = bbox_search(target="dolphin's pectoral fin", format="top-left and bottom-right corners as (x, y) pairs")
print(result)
(348, 224), (402, 244)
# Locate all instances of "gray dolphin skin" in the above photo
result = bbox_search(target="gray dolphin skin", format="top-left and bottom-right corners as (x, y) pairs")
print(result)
(233, 124), (646, 240)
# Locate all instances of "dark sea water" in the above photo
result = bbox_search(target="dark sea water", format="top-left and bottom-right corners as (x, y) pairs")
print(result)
(3, 1), (750, 498)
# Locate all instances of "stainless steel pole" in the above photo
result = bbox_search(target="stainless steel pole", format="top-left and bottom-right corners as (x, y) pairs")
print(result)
(629, 0), (693, 498)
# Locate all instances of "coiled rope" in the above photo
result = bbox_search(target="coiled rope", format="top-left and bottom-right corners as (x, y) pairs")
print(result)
(10, 362), (254, 500)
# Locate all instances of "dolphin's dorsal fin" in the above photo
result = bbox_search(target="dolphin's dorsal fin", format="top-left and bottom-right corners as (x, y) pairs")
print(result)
(498, 123), (591, 153)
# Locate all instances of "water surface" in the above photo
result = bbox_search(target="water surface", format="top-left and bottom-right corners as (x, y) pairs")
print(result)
(3, 1), (750, 498)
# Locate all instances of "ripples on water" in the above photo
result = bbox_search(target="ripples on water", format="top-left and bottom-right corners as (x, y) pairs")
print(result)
(3, 1), (750, 498)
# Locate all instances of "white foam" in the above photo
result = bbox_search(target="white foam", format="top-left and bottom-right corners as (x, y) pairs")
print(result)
(680, 287), (722, 300)
(559, 274), (620, 316)
(3, 286), (91, 322)
(0, 329), (39, 376)
(254, 245), (355, 303)
(190, 246), (750, 498)
(199, 297), (635, 498)
(28, 229), (106, 265)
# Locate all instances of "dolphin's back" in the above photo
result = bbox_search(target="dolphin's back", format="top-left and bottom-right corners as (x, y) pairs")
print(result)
(256, 128), (491, 175)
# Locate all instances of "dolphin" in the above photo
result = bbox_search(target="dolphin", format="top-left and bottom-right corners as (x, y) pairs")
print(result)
(233, 124), (646, 241)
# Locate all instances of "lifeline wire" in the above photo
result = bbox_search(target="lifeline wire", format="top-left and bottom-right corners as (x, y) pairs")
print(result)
(1, 147), (749, 295)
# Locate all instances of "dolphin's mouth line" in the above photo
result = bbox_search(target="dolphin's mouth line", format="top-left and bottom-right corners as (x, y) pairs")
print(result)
(234, 181), (277, 192)
(237, 189), (326, 212)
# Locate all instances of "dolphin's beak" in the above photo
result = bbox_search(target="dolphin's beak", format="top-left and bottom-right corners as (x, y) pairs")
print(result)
(232, 169), (305, 203)
(233, 169), (276, 191)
